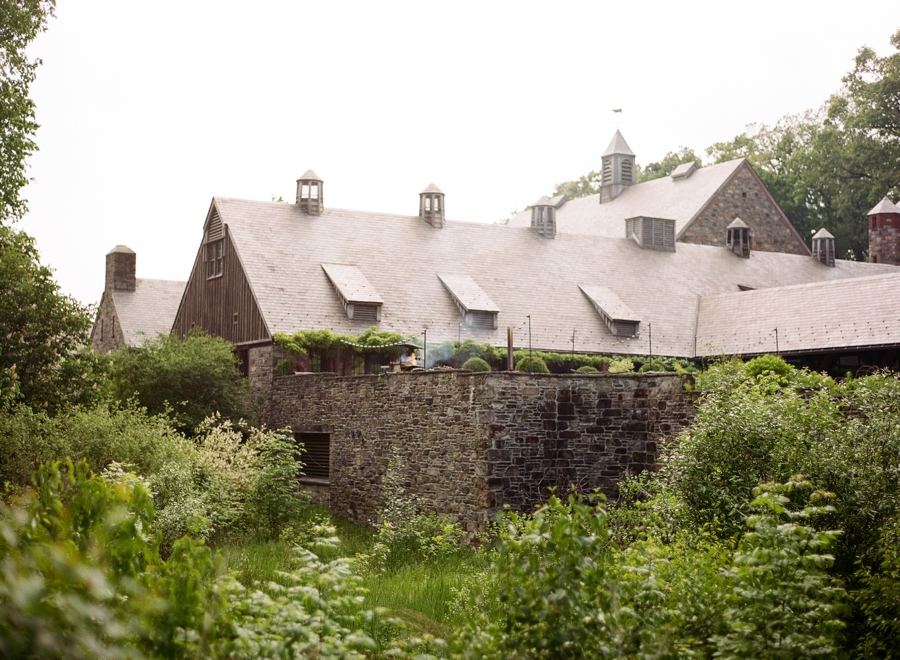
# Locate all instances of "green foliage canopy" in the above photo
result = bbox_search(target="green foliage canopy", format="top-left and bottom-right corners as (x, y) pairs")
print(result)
(0, 0), (55, 224)
(106, 330), (249, 435)
(0, 225), (101, 413)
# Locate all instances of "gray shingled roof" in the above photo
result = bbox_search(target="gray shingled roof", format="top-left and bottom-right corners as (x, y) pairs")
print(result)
(868, 197), (898, 215)
(213, 197), (897, 357)
(509, 158), (745, 238)
(812, 228), (834, 239)
(696, 273), (900, 356)
(112, 278), (186, 348)
(420, 183), (443, 194)
(602, 130), (635, 157)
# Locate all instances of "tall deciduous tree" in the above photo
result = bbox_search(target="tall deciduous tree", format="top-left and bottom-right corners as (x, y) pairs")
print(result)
(0, 225), (101, 413)
(0, 0), (55, 225)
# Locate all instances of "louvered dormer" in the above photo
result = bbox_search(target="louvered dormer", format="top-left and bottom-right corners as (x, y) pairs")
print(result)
(580, 285), (640, 338)
(438, 274), (499, 329)
(625, 216), (675, 251)
(599, 130), (636, 203)
(419, 183), (445, 228)
(726, 217), (751, 258)
(296, 170), (324, 216)
(530, 196), (556, 238)
(321, 263), (383, 323)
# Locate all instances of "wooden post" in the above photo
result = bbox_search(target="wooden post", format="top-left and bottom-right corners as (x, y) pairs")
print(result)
(507, 327), (514, 371)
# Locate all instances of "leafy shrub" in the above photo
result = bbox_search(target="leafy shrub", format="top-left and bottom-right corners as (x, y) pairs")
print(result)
(461, 357), (490, 372)
(638, 359), (668, 372)
(250, 430), (310, 540)
(712, 478), (846, 657)
(575, 365), (598, 373)
(607, 357), (635, 373)
(372, 450), (465, 570)
(515, 356), (549, 373)
(106, 330), (251, 434)
(854, 516), (900, 656)
(744, 353), (793, 380)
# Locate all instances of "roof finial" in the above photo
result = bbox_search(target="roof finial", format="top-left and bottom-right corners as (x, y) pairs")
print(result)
(612, 108), (622, 129)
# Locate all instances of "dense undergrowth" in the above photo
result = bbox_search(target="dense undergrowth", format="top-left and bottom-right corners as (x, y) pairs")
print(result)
(2, 355), (900, 657)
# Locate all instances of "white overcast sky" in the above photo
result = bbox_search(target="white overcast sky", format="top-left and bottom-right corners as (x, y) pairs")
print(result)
(18, 1), (900, 306)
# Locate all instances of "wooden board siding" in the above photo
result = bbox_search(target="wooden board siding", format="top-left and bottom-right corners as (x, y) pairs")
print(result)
(173, 228), (270, 344)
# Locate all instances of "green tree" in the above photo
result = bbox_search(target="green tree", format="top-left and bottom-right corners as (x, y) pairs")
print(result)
(637, 147), (702, 183)
(0, 0), (55, 224)
(552, 170), (602, 200)
(106, 330), (250, 434)
(0, 225), (101, 413)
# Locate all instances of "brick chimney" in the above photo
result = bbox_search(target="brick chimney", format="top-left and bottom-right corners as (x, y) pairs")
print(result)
(105, 245), (136, 292)
(868, 197), (900, 265)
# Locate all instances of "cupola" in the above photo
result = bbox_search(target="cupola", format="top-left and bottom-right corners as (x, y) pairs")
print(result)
(811, 228), (835, 267)
(867, 196), (900, 265)
(599, 130), (636, 203)
(726, 217), (751, 258)
(419, 183), (445, 228)
(530, 196), (556, 238)
(296, 170), (324, 216)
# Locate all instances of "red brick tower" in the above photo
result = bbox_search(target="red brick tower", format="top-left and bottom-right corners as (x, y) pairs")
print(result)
(868, 197), (900, 265)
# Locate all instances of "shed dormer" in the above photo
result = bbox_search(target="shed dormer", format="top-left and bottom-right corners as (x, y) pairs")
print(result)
(296, 170), (324, 216)
(625, 216), (675, 251)
(811, 228), (835, 267)
(420, 183), (445, 228)
(530, 196), (556, 238)
(438, 274), (499, 329)
(671, 161), (698, 180)
(321, 263), (383, 323)
(599, 130), (636, 203)
(726, 217), (751, 258)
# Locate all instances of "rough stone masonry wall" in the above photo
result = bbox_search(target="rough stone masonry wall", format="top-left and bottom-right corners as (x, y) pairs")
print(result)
(91, 293), (124, 354)
(680, 163), (809, 255)
(264, 370), (694, 532)
(870, 220), (900, 265)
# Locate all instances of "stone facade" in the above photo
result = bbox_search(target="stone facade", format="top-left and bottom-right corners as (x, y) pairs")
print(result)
(869, 211), (900, 265)
(91, 292), (125, 354)
(264, 370), (695, 532)
(680, 163), (809, 255)
(247, 343), (277, 398)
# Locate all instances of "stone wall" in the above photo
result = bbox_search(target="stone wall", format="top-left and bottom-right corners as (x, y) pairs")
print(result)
(869, 219), (900, 265)
(264, 370), (695, 531)
(91, 292), (125, 354)
(680, 162), (809, 255)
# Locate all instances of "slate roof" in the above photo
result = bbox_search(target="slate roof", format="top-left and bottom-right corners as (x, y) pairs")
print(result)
(602, 130), (635, 157)
(868, 197), (899, 215)
(112, 278), (185, 348)
(696, 273), (900, 356)
(212, 197), (897, 358)
(509, 158), (745, 238)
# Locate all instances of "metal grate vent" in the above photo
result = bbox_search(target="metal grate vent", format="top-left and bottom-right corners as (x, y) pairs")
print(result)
(468, 311), (497, 329)
(297, 433), (330, 480)
(352, 304), (379, 323)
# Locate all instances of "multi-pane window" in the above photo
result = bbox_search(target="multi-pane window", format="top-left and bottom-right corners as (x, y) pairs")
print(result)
(205, 239), (224, 279)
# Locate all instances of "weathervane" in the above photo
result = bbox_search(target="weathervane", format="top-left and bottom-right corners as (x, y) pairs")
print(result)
(612, 108), (622, 128)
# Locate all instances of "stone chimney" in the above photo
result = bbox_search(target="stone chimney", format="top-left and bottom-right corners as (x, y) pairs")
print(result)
(419, 183), (445, 228)
(811, 228), (835, 267)
(296, 170), (324, 216)
(105, 245), (136, 292)
(867, 197), (900, 264)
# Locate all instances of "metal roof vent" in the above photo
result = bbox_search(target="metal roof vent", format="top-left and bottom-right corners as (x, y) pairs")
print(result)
(625, 216), (676, 251)
(296, 170), (324, 216)
(419, 183), (445, 228)
(811, 228), (835, 267)
(530, 196), (556, 238)
(670, 162), (698, 180)
(580, 285), (640, 338)
(726, 217), (751, 258)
